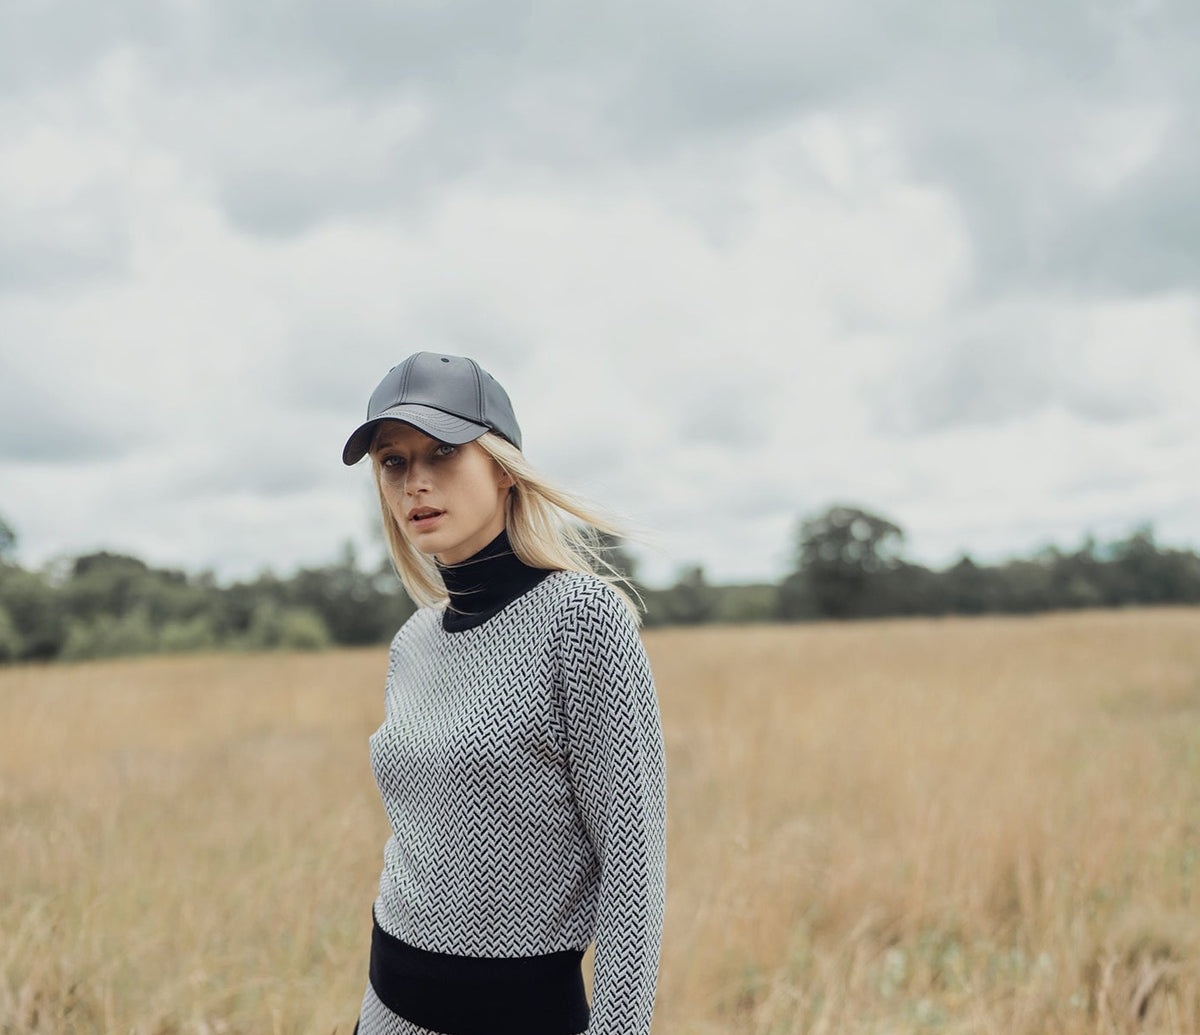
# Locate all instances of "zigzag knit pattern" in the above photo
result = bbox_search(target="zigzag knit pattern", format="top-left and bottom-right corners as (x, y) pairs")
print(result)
(357, 570), (667, 1035)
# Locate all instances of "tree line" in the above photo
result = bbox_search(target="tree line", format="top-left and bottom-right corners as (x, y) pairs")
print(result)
(1, 505), (1198, 664)
(0, 516), (414, 663)
(640, 505), (1200, 625)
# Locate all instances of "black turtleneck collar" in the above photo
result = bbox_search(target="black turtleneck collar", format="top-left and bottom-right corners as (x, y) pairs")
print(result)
(436, 528), (551, 633)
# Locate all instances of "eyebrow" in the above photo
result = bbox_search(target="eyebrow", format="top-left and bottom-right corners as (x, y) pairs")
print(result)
(372, 443), (410, 458)
(372, 433), (446, 454)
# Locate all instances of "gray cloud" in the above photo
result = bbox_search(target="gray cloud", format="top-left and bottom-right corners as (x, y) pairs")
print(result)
(1051, 116), (1200, 293)
(894, 3), (1200, 297)
(0, 0), (167, 93)
(281, 325), (400, 415)
(280, 310), (533, 424)
(0, 193), (131, 293)
(222, 0), (1200, 299)
(872, 338), (1055, 435)
(870, 329), (1164, 437)
(10, 0), (1194, 300)
(3, 0), (1198, 582)
(676, 379), (772, 447)
(412, 300), (538, 375)
(218, 174), (350, 241)
(166, 450), (334, 499)
(0, 363), (134, 463)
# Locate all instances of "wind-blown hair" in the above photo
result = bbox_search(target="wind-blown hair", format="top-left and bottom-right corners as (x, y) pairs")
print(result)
(371, 431), (641, 622)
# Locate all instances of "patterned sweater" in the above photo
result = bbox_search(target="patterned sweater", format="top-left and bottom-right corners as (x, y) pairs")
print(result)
(359, 565), (668, 1035)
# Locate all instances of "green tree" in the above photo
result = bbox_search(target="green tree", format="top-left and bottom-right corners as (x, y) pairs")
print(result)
(241, 602), (332, 651)
(712, 583), (779, 624)
(62, 552), (214, 626)
(780, 504), (905, 619)
(1097, 524), (1200, 605)
(0, 515), (16, 561)
(992, 558), (1054, 613)
(61, 607), (159, 661)
(942, 555), (996, 614)
(1043, 537), (1105, 609)
(159, 615), (219, 653)
(872, 560), (945, 616)
(646, 565), (716, 625)
(0, 605), (22, 661)
(284, 543), (414, 646)
(0, 565), (63, 659)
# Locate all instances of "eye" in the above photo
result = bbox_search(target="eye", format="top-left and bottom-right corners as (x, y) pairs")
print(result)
(379, 454), (406, 469)
(433, 443), (457, 458)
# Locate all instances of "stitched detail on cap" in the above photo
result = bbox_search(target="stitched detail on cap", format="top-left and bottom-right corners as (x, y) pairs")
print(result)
(398, 357), (413, 400)
(470, 359), (485, 425)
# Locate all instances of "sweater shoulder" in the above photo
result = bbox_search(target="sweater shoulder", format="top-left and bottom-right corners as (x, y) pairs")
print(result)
(538, 570), (639, 635)
(541, 569), (622, 608)
(388, 604), (443, 653)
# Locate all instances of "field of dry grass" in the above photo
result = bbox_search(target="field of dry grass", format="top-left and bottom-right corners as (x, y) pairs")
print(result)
(2, 608), (1199, 1033)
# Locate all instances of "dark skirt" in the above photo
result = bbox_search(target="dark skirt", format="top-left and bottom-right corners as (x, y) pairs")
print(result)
(362, 912), (590, 1035)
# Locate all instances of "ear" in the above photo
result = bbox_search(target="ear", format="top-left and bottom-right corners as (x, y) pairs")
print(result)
(498, 469), (514, 491)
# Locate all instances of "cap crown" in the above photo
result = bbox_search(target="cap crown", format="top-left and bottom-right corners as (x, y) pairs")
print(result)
(367, 352), (521, 448)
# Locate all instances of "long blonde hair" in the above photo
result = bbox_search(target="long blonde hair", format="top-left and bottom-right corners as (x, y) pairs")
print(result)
(371, 431), (642, 621)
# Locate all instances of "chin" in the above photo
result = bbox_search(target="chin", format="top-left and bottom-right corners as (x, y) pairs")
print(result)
(402, 532), (447, 558)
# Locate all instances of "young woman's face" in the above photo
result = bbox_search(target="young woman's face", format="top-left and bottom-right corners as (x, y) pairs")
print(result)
(371, 422), (513, 566)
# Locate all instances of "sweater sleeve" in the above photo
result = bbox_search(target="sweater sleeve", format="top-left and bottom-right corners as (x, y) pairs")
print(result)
(557, 582), (668, 1035)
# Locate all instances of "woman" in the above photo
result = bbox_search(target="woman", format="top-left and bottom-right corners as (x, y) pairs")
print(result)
(341, 352), (667, 1035)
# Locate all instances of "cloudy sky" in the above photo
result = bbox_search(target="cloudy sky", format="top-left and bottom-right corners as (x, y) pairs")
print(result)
(1, 0), (1197, 587)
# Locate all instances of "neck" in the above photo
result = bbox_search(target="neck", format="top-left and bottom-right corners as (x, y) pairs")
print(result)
(436, 528), (550, 632)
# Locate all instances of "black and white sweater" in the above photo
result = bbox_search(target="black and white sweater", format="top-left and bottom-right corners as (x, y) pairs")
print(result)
(357, 536), (668, 1035)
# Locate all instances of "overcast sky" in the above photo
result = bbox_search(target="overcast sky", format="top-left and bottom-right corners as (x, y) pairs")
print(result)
(1, 0), (1197, 587)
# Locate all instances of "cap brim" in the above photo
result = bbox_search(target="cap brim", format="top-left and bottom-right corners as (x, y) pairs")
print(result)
(341, 404), (489, 465)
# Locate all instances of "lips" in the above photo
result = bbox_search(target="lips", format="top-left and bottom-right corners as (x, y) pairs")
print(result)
(408, 507), (445, 529)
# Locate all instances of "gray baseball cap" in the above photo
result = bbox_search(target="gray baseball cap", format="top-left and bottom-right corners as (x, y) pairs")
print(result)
(341, 352), (522, 465)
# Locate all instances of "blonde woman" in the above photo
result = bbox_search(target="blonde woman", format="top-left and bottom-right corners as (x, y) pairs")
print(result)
(341, 352), (667, 1035)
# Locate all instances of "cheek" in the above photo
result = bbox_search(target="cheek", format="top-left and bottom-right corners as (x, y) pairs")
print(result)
(379, 479), (406, 521)
(473, 474), (507, 512)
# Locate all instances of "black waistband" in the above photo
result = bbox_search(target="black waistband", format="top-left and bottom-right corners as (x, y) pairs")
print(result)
(368, 912), (590, 1035)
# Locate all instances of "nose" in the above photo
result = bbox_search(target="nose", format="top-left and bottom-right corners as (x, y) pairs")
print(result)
(404, 458), (433, 496)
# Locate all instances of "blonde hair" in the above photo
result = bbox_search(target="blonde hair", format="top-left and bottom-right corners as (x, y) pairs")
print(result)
(371, 431), (642, 622)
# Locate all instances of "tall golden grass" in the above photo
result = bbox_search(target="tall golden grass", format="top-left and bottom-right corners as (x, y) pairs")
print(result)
(2, 608), (1199, 1033)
